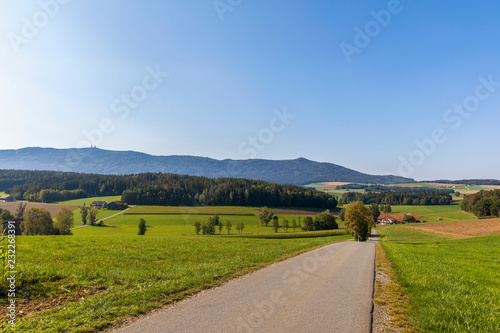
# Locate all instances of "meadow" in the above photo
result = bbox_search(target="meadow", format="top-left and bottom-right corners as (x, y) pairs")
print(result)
(72, 210), (331, 236)
(388, 201), (476, 223)
(0, 234), (351, 332)
(125, 205), (254, 215)
(377, 225), (500, 332)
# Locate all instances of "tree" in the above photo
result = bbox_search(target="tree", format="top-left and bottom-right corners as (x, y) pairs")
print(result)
(218, 221), (224, 234)
(282, 218), (289, 232)
(194, 221), (201, 235)
(21, 208), (54, 235)
(0, 209), (14, 221)
(472, 198), (493, 217)
(292, 219), (298, 231)
(455, 191), (461, 197)
(313, 210), (338, 230)
(344, 201), (372, 241)
(54, 207), (74, 235)
(339, 208), (346, 221)
(15, 202), (27, 218)
(369, 203), (381, 223)
(138, 218), (147, 235)
(80, 205), (88, 225)
(258, 207), (274, 227)
(236, 222), (245, 234)
(87, 207), (99, 226)
(383, 204), (392, 213)
(272, 216), (279, 233)
(302, 216), (313, 231)
(202, 217), (216, 235)
(402, 215), (416, 224)
(225, 220), (232, 234)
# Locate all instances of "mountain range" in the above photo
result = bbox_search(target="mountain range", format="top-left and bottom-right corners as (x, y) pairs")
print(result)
(0, 147), (413, 185)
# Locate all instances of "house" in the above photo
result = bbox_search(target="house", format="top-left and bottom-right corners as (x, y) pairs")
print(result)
(0, 196), (14, 203)
(377, 214), (422, 225)
(107, 201), (126, 210)
(377, 214), (405, 225)
(2, 217), (23, 236)
(91, 201), (108, 209)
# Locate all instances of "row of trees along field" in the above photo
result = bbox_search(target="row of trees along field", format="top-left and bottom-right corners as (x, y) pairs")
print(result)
(338, 190), (452, 206)
(0, 170), (337, 209)
(335, 183), (455, 194)
(461, 189), (500, 218)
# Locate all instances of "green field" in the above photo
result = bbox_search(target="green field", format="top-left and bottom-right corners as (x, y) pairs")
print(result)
(73, 212), (326, 236)
(126, 205), (255, 215)
(378, 226), (500, 332)
(0, 234), (351, 332)
(389, 201), (476, 223)
(54, 196), (122, 206)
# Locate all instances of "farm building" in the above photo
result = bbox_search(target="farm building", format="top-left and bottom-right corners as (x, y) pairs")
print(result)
(2, 217), (23, 236)
(0, 196), (14, 203)
(92, 201), (108, 209)
(108, 201), (126, 210)
(377, 214), (422, 225)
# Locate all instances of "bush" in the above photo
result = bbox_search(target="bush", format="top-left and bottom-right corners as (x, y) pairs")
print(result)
(138, 219), (147, 235)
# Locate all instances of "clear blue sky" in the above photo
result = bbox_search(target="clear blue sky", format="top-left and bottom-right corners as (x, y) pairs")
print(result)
(1, 0), (499, 181)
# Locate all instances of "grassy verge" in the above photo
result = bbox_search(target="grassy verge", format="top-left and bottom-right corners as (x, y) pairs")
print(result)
(378, 225), (500, 332)
(373, 242), (416, 332)
(0, 234), (350, 332)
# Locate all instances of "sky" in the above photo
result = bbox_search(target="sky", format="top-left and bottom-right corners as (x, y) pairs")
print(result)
(1, 0), (499, 181)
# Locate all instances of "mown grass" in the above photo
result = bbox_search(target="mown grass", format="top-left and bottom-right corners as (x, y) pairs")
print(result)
(0, 234), (349, 332)
(72, 213), (332, 236)
(54, 196), (122, 206)
(125, 205), (255, 215)
(389, 201), (475, 223)
(378, 225), (500, 332)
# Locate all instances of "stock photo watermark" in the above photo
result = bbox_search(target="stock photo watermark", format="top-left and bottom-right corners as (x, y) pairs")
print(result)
(235, 243), (336, 332)
(64, 65), (169, 169)
(237, 107), (296, 159)
(339, 0), (408, 64)
(397, 74), (500, 178)
(213, 0), (244, 21)
(7, 0), (71, 53)
(3, 222), (18, 327)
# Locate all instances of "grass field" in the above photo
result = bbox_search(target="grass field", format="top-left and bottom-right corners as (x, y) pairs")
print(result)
(125, 205), (255, 215)
(378, 226), (500, 332)
(54, 196), (123, 206)
(72, 212), (331, 236)
(389, 201), (476, 223)
(0, 234), (351, 332)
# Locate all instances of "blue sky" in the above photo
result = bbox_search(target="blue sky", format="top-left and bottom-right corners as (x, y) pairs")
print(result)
(1, 0), (499, 181)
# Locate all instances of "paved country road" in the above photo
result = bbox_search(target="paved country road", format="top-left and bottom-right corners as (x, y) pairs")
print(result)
(115, 231), (378, 333)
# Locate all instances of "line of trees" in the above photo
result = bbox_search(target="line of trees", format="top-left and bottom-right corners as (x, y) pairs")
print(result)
(20, 207), (74, 235)
(338, 190), (452, 206)
(335, 184), (454, 194)
(0, 170), (337, 209)
(461, 190), (500, 218)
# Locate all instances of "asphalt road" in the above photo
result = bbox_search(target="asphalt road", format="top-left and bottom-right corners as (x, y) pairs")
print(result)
(116, 231), (377, 333)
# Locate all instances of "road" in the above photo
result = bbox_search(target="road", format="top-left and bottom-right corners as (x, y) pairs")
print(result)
(116, 231), (377, 333)
(71, 205), (135, 230)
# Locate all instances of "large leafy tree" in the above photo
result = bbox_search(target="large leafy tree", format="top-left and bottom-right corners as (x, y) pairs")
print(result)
(344, 201), (372, 241)
(21, 207), (54, 235)
(258, 207), (274, 227)
(369, 203), (381, 223)
(54, 207), (74, 235)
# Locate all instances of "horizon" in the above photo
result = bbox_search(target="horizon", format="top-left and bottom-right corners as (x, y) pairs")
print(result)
(1, 146), (498, 182)
(1, 1), (499, 180)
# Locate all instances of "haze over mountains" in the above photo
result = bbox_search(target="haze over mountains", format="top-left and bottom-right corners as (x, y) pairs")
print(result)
(0, 147), (413, 185)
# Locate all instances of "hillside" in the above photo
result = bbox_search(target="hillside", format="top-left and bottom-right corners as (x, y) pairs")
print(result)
(0, 147), (413, 185)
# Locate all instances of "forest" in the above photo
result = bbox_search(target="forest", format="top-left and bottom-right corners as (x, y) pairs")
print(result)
(461, 189), (500, 218)
(0, 170), (337, 209)
(338, 190), (452, 206)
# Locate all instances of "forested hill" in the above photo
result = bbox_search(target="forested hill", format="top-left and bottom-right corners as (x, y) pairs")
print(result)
(0, 147), (412, 185)
(0, 170), (337, 209)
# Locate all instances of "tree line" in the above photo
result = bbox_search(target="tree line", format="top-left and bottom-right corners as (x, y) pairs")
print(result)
(0, 170), (337, 209)
(461, 190), (500, 218)
(338, 190), (452, 206)
(335, 184), (454, 194)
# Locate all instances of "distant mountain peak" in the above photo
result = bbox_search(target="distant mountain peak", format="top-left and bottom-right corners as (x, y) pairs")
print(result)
(0, 147), (414, 185)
